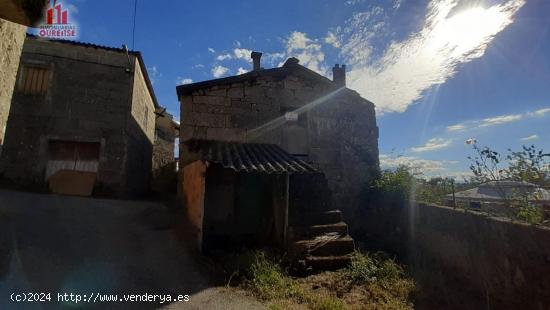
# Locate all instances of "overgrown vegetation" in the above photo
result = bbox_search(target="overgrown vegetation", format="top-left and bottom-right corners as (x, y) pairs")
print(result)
(364, 142), (549, 225)
(468, 142), (550, 187)
(224, 250), (415, 310)
(361, 165), (459, 207)
(466, 142), (549, 224)
(347, 251), (405, 286)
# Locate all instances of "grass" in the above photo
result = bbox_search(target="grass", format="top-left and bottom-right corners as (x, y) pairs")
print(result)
(346, 251), (404, 285)
(224, 250), (415, 310)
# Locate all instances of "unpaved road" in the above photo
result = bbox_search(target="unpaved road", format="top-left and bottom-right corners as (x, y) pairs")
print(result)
(0, 189), (264, 309)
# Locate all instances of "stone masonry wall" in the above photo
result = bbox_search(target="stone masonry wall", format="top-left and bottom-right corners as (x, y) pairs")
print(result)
(359, 202), (550, 310)
(152, 115), (176, 194)
(179, 70), (379, 227)
(0, 38), (135, 195)
(0, 19), (26, 152)
(125, 58), (156, 196)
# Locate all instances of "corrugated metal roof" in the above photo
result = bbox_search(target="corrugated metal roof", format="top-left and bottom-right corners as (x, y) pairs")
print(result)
(185, 139), (318, 174)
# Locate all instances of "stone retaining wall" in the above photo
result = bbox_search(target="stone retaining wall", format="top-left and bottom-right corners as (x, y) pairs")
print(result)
(359, 202), (550, 310)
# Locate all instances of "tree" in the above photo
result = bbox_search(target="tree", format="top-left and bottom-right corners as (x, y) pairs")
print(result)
(505, 145), (550, 187)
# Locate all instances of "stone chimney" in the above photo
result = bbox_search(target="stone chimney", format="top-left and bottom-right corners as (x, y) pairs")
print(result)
(251, 51), (262, 71)
(332, 64), (346, 86)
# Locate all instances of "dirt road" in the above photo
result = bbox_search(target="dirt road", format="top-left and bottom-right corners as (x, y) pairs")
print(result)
(0, 189), (264, 309)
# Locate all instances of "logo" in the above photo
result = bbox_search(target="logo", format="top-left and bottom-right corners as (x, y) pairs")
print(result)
(38, 0), (78, 39)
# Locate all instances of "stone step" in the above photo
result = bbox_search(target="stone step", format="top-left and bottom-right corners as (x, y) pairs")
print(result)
(290, 222), (348, 239)
(291, 234), (355, 257)
(308, 210), (343, 225)
(305, 254), (352, 270)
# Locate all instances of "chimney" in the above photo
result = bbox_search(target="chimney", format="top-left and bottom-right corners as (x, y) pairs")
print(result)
(251, 51), (262, 71)
(332, 64), (346, 86)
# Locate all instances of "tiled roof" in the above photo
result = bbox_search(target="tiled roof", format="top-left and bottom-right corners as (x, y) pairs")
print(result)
(185, 139), (318, 174)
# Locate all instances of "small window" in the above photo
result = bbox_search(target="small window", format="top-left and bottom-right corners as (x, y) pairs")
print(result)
(18, 65), (49, 95)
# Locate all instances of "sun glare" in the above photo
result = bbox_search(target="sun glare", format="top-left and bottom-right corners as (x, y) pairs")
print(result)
(431, 6), (511, 56)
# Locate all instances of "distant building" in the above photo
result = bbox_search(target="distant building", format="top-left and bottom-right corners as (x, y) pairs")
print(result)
(447, 181), (550, 210)
(0, 35), (173, 197)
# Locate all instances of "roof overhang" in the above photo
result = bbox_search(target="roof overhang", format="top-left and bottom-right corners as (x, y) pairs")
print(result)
(182, 139), (318, 174)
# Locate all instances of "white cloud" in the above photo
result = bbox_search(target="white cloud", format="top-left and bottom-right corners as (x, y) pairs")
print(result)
(343, 0), (526, 114)
(340, 8), (384, 67)
(520, 134), (538, 141)
(379, 154), (445, 173)
(208, 47), (216, 53)
(66, 4), (79, 14)
(530, 108), (550, 117)
(478, 114), (522, 127)
(283, 31), (326, 74)
(177, 77), (193, 85)
(147, 65), (162, 84)
(446, 107), (549, 133)
(393, 0), (404, 11)
(216, 53), (232, 61)
(346, 0), (366, 5)
(264, 52), (286, 65)
(211, 65), (229, 78)
(446, 124), (466, 132)
(411, 138), (452, 152)
(237, 67), (248, 75)
(324, 31), (341, 48)
(234, 48), (252, 62)
(380, 154), (463, 177)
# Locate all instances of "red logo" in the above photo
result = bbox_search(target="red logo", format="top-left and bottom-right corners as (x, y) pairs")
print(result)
(38, 0), (78, 39)
(47, 0), (68, 24)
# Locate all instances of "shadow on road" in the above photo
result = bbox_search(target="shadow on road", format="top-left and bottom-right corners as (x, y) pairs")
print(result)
(0, 189), (255, 309)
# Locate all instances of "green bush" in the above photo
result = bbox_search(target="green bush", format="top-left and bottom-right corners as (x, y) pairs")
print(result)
(361, 166), (416, 209)
(517, 204), (544, 224)
(347, 251), (404, 285)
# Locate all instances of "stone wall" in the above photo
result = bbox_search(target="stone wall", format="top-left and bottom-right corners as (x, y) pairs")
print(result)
(152, 114), (176, 194)
(179, 70), (379, 225)
(125, 58), (156, 196)
(358, 202), (550, 310)
(0, 38), (140, 196)
(0, 19), (26, 152)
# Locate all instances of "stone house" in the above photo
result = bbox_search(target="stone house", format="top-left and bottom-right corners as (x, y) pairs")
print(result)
(176, 52), (379, 267)
(0, 35), (167, 197)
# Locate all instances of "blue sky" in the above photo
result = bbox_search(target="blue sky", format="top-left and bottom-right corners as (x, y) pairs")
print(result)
(32, 0), (550, 179)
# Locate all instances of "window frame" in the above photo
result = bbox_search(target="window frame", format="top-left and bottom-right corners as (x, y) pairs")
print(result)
(17, 63), (51, 96)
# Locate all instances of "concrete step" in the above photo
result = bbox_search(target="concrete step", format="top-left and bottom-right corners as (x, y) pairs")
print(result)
(291, 234), (355, 257)
(305, 254), (352, 270)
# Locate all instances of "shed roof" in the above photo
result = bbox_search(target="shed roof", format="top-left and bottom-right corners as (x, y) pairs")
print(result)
(184, 139), (318, 174)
